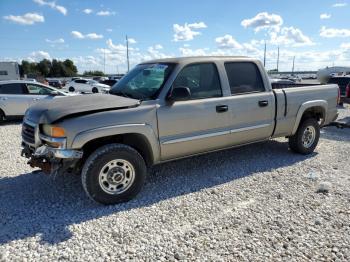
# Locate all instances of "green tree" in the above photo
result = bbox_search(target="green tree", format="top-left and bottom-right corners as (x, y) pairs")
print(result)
(49, 59), (63, 77)
(83, 70), (105, 76)
(37, 59), (52, 76)
(62, 59), (78, 77)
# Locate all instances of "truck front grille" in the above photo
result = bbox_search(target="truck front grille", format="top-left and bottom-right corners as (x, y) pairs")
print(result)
(22, 122), (35, 144)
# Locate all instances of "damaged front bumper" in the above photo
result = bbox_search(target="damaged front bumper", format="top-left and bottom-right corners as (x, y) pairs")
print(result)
(32, 145), (83, 159)
(21, 143), (83, 174)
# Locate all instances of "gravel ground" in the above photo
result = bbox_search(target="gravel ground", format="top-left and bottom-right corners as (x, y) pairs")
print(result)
(0, 106), (349, 261)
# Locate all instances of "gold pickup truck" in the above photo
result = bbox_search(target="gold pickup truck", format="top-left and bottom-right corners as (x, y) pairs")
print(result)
(21, 56), (339, 204)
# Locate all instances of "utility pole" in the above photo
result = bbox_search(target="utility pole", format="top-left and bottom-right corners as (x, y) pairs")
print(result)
(103, 49), (106, 74)
(126, 35), (130, 73)
(276, 46), (280, 72)
(292, 56), (295, 74)
(263, 41), (266, 67)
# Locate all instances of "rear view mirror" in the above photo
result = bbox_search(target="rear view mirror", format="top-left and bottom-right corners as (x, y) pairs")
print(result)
(167, 86), (191, 102)
(143, 69), (151, 76)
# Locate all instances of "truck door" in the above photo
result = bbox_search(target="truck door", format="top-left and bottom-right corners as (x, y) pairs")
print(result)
(157, 63), (233, 160)
(0, 83), (30, 116)
(223, 62), (275, 146)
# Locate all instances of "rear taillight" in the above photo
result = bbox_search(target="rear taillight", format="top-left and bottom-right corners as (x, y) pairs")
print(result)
(346, 84), (350, 98)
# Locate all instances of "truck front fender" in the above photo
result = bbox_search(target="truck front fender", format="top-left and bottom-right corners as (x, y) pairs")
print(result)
(71, 123), (160, 163)
(292, 100), (328, 135)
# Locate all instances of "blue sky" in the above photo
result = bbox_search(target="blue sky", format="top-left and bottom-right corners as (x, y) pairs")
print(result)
(1, 0), (350, 73)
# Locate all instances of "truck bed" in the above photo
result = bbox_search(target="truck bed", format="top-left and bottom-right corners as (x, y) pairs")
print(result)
(272, 84), (339, 138)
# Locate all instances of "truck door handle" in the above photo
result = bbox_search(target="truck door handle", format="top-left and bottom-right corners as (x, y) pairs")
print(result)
(259, 100), (269, 107)
(0, 97), (8, 101)
(216, 105), (228, 113)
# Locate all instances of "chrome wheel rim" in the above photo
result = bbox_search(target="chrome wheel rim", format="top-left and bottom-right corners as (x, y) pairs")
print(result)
(98, 159), (135, 195)
(302, 126), (316, 148)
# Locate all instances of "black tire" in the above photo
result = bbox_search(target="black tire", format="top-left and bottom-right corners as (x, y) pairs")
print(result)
(0, 109), (5, 123)
(92, 87), (99, 93)
(68, 86), (75, 92)
(81, 143), (147, 205)
(288, 118), (320, 155)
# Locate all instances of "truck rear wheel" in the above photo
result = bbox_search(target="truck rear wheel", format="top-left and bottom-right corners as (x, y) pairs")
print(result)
(81, 143), (147, 205)
(288, 118), (320, 155)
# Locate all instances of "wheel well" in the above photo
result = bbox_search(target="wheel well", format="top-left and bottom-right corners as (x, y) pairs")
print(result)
(82, 133), (154, 167)
(301, 106), (325, 122)
(0, 108), (5, 119)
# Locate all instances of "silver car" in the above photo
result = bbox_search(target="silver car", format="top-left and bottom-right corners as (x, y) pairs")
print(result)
(0, 80), (70, 122)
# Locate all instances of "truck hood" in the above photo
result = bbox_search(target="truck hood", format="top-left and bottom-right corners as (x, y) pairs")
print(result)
(25, 94), (140, 124)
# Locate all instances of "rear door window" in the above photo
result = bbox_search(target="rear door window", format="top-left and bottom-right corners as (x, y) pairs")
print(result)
(0, 83), (26, 94)
(26, 84), (52, 95)
(75, 79), (87, 84)
(225, 62), (265, 95)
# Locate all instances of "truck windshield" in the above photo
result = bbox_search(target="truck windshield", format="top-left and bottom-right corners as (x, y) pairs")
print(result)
(110, 63), (175, 100)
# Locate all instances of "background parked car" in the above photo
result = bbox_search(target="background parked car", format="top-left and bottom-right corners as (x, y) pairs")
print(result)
(48, 80), (63, 89)
(270, 79), (296, 85)
(327, 76), (350, 97)
(92, 76), (109, 82)
(100, 79), (118, 87)
(67, 79), (110, 93)
(0, 80), (70, 122)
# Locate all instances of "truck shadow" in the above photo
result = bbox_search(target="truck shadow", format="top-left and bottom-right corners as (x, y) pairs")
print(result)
(0, 119), (23, 126)
(0, 140), (314, 245)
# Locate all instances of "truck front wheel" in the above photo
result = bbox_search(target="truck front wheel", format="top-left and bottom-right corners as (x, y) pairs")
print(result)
(81, 143), (147, 205)
(288, 118), (320, 155)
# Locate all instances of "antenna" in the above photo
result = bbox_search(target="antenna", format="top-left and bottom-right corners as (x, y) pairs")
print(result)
(126, 35), (130, 73)
(263, 41), (266, 67)
(277, 46), (279, 72)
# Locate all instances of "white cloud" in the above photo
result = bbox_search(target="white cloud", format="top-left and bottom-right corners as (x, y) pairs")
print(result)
(128, 38), (137, 44)
(86, 33), (104, 39)
(241, 12), (283, 32)
(106, 28), (113, 32)
(106, 39), (128, 53)
(71, 31), (84, 39)
(154, 44), (163, 50)
(173, 22), (207, 41)
(179, 47), (209, 56)
(28, 50), (51, 61)
(33, 0), (67, 15)
(96, 10), (116, 16)
(340, 42), (350, 49)
(71, 31), (103, 40)
(3, 13), (44, 25)
(332, 3), (347, 7)
(45, 38), (64, 44)
(215, 34), (242, 49)
(320, 13), (331, 19)
(83, 9), (93, 14)
(269, 26), (314, 46)
(145, 45), (168, 59)
(320, 26), (350, 38)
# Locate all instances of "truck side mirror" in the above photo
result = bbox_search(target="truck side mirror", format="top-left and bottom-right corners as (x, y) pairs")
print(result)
(167, 86), (191, 102)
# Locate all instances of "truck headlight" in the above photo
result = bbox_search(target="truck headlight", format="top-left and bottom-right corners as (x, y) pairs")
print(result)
(42, 124), (66, 138)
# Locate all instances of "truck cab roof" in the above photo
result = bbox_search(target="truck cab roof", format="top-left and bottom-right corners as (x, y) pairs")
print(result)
(142, 56), (254, 65)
